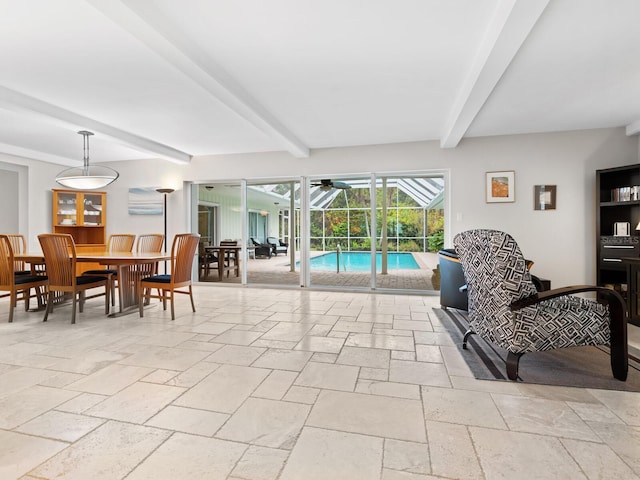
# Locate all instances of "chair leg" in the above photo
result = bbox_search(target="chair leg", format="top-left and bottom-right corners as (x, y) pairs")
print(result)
(9, 291), (16, 323)
(43, 291), (54, 322)
(170, 291), (175, 321)
(607, 297), (629, 381)
(161, 290), (167, 311)
(506, 351), (523, 380)
(462, 329), (474, 349)
(105, 284), (110, 315)
(71, 294), (77, 324)
(189, 285), (196, 313)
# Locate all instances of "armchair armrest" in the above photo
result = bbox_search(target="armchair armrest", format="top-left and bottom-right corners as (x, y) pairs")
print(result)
(510, 285), (628, 381)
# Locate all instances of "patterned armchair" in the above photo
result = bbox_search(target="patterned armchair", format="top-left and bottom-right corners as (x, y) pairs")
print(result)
(453, 229), (628, 381)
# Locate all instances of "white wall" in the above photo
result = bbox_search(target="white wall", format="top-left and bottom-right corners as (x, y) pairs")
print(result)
(3, 127), (637, 287)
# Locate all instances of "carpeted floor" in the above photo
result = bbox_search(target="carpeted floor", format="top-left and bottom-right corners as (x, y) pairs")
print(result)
(435, 307), (640, 391)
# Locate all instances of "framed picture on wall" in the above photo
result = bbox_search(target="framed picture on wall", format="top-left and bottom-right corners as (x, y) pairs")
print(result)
(534, 185), (557, 210)
(128, 187), (163, 215)
(486, 171), (515, 203)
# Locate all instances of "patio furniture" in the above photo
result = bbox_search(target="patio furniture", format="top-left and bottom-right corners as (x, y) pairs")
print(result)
(199, 242), (219, 279)
(250, 238), (272, 258)
(453, 229), (628, 381)
(267, 237), (288, 256)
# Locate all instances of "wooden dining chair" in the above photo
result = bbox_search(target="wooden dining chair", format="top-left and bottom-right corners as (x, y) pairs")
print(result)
(136, 234), (165, 300)
(138, 233), (199, 320)
(38, 233), (110, 324)
(6, 234), (30, 275)
(82, 234), (136, 306)
(0, 235), (48, 322)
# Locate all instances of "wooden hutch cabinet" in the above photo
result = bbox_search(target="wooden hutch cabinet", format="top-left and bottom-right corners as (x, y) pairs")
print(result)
(596, 164), (640, 326)
(52, 189), (106, 272)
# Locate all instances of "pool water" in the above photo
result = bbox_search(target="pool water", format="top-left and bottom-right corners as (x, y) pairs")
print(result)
(306, 251), (420, 271)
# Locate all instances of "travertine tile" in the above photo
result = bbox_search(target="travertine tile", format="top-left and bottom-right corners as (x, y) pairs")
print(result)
(337, 346), (390, 369)
(252, 348), (313, 371)
(346, 333), (414, 351)
(175, 364), (270, 413)
(293, 335), (345, 353)
(231, 445), (289, 480)
(415, 345), (443, 363)
(389, 360), (451, 387)
(280, 427), (383, 480)
(282, 385), (320, 404)
(295, 361), (359, 391)
(422, 386), (507, 428)
(356, 379), (421, 400)
(118, 345), (211, 371)
(15, 410), (105, 442)
(426, 421), (483, 480)
(252, 369), (298, 400)
(588, 389), (640, 426)
(0, 430), (67, 479)
(126, 432), (247, 480)
(30, 421), (170, 480)
(588, 421), (640, 474)
(66, 363), (154, 395)
(383, 438), (430, 475)
(492, 393), (600, 441)
(146, 405), (229, 436)
(85, 381), (185, 423)
(307, 390), (426, 442)
(470, 426), (586, 480)
(561, 438), (639, 480)
(216, 397), (310, 448)
(0, 385), (79, 429)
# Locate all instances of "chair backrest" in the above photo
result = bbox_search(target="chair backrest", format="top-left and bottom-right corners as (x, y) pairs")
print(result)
(6, 234), (26, 272)
(220, 240), (237, 246)
(136, 234), (164, 253)
(108, 234), (136, 252)
(453, 229), (537, 329)
(170, 233), (200, 284)
(38, 234), (76, 287)
(0, 235), (16, 287)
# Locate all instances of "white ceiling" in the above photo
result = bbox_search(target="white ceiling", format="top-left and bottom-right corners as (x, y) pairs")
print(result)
(1, 0), (639, 167)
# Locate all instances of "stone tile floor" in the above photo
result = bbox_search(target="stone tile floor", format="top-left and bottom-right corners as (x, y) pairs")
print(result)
(0, 285), (639, 479)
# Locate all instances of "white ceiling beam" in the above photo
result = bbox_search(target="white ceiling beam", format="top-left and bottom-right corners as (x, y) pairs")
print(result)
(440, 0), (550, 149)
(0, 142), (79, 167)
(626, 120), (640, 136)
(87, 0), (310, 158)
(0, 86), (192, 164)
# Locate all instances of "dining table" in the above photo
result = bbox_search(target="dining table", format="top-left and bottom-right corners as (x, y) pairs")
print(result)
(204, 245), (242, 280)
(16, 251), (171, 317)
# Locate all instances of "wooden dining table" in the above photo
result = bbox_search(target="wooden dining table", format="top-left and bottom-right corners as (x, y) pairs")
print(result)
(16, 251), (170, 317)
(205, 245), (242, 280)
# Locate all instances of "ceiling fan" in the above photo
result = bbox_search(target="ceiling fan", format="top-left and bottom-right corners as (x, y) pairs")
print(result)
(311, 179), (352, 191)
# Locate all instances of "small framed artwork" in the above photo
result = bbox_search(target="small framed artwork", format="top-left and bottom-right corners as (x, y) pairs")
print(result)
(128, 187), (163, 215)
(486, 171), (515, 203)
(534, 185), (557, 210)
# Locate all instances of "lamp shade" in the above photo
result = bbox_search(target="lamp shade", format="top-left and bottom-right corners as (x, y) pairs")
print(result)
(55, 131), (119, 190)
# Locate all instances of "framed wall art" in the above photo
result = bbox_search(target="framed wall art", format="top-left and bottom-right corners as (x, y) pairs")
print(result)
(486, 171), (515, 203)
(128, 187), (163, 215)
(534, 185), (557, 210)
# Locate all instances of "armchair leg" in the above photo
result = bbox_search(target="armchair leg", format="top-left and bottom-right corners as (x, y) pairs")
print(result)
(506, 352), (523, 380)
(462, 329), (474, 349)
(607, 296), (629, 381)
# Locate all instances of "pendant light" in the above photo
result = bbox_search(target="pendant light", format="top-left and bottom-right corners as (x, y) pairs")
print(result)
(55, 130), (119, 190)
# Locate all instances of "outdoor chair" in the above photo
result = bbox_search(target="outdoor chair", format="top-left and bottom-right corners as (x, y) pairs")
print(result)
(198, 241), (219, 279)
(250, 237), (272, 258)
(0, 234), (48, 322)
(453, 229), (627, 381)
(82, 233), (136, 306)
(138, 233), (200, 320)
(267, 237), (288, 256)
(38, 233), (109, 324)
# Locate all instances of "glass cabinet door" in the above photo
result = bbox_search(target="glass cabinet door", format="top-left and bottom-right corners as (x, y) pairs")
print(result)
(55, 192), (78, 226)
(83, 193), (104, 226)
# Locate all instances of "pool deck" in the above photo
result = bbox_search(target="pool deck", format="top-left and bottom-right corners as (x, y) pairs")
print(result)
(199, 251), (439, 291)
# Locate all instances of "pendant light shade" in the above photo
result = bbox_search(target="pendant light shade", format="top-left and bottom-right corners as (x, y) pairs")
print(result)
(55, 131), (119, 190)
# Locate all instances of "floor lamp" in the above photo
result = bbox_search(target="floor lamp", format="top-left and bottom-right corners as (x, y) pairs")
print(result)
(156, 188), (175, 273)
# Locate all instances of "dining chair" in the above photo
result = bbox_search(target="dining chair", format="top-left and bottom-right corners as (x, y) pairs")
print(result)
(198, 241), (219, 279)
(6, 234), (30, 275)
(136, 234), (164, 254)
(82, 234), (136, 306)
(138, 233), (199, 320)
(0, 235), (49, 322)
(38, 233), (110, 324)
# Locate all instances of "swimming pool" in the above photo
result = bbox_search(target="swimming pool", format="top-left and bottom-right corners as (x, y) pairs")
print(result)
(306, 251), (420, 271)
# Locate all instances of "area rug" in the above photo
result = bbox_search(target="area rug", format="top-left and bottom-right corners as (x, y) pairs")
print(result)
(434, 307), (640, 391)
